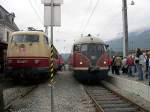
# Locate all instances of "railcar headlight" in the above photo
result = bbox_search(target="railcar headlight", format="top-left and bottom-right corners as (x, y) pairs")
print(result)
(80, 61), (83, 65)
(104, 61), (107, 64)
(34, 59), (40, 64)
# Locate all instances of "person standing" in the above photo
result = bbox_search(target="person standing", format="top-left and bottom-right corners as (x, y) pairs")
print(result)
(108, 57), (112, 71)
(111, 56), (116, 74)
(114, 56), (122, 75)
(135, 48), (143, 80)
(122, 57), (128, 74)
(146, 52), (150, 85)
(126, 55), (134, 76)
(138, 52), (146, 80)
(143, 53), (147, 79)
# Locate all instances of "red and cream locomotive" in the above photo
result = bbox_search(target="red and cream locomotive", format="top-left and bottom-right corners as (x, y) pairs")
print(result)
(69, 34), (109, 81)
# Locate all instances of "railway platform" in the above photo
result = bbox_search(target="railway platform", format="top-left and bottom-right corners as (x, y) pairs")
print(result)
(107, 73), (150, 102)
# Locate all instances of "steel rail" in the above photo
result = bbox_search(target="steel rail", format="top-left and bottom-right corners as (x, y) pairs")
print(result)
(84, 85), (148, 112)
(103, 83), (149, 112)
(84, 87), (104, 112)
(4, 85), (38, 111)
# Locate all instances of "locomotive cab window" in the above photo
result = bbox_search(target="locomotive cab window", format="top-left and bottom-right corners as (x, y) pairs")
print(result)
(11, 34), (39, 43)
(73, 44), (81, 52)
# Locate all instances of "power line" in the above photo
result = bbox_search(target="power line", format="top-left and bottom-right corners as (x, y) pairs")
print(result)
(79, 0), (92, 33)
(81, 0), (100, 34)
(32, 0), (43, 16)
(28, 0), (43, 25)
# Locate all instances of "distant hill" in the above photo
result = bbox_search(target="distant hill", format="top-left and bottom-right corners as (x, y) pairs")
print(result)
(107, 29), (150, 52)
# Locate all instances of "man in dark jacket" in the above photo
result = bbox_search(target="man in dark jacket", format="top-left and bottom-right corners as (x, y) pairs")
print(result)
(146, 51), (150, 85)
(111, 56), (116, 74)
(135, 48), (145, 80)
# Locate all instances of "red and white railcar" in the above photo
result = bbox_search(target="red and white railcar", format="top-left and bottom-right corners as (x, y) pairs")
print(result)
(70, 34), (109, 81)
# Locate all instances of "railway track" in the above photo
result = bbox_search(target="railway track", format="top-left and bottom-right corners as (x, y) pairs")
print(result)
(84, 85), (148, 112)
(4, 85), (38, 111)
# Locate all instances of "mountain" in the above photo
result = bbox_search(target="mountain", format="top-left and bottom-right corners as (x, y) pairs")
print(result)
(106, 29), (150, 52)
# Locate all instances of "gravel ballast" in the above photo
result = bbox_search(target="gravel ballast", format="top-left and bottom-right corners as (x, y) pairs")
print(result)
(3, 71), (95, 112)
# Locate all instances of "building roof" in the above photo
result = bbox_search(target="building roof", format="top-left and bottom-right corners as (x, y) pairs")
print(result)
(0, 5), (9, 14)
(0, 20), (19, 31)
(0, 5), (19, 31)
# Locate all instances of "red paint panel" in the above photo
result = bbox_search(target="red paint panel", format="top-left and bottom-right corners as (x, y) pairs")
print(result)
(96, 53), (109, 67)
(73, 53), (90, 67)
(7, 58), (49, 68)
(56, 55), (64, 65)
(68, 55), (73, 66)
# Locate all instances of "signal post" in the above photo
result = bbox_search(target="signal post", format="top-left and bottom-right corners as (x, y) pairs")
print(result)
(41, 0), (63, 111)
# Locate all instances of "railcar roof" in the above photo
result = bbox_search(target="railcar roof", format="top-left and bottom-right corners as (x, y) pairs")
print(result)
(12, 31), (46, 36)
(74, 36), (104, 44)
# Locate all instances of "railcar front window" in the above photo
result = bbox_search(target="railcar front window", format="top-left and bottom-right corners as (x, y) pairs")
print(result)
(87, 44), (106, 53)
(11, 35), (39, 43)
(88, 44), (97, 52)
(74, 44), (81, 52)
(97, 44), (105, 53)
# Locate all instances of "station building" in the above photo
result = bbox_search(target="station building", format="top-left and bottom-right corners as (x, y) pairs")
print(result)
(0, 5), (19, 73)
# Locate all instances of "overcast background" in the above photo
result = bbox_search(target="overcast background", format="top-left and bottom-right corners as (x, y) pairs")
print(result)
(1, 0), (150, 53)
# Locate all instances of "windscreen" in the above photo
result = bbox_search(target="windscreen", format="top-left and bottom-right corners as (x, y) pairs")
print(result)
(80, 43), (106, 66)
(11, 34), (39, 43)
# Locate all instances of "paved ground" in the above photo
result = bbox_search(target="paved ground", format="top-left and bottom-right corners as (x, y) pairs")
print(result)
(2, 71), (95, 112)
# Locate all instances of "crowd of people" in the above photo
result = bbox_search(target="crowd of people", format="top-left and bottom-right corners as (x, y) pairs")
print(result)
(108, 48), (150, 86)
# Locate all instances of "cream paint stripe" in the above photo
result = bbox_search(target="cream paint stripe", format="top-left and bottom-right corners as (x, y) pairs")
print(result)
(100, 67), (109, 70)
(73, 67), (108, 70)
(73, 67), (88, 70)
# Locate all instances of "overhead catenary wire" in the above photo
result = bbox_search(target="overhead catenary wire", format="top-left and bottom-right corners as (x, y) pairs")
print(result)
(79, 0), (92, 34)
(32, 0), (43, 17)
(28, 0), (43, 25)
(81, 0), (100, 34)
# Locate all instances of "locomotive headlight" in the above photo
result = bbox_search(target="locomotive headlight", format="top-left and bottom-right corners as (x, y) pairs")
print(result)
(34, 59), (40, 64)
(80, 61), (83, 65)
(104, 61), (107, 64)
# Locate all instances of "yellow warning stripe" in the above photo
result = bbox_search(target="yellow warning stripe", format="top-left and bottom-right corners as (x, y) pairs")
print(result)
(49, 44), (55, 85)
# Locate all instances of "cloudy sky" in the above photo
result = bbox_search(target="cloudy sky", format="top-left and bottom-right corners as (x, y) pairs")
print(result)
(1, 0), (150, 53)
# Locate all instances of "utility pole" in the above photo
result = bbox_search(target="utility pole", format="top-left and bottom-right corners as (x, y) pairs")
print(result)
(122, 0), (128, 57)
(131, 40), (133, 54)
(45, 26), (48, 35)
(51, 0), (54, 46)
(42, 0), (63, 111)
(50, 0), (54, 112)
